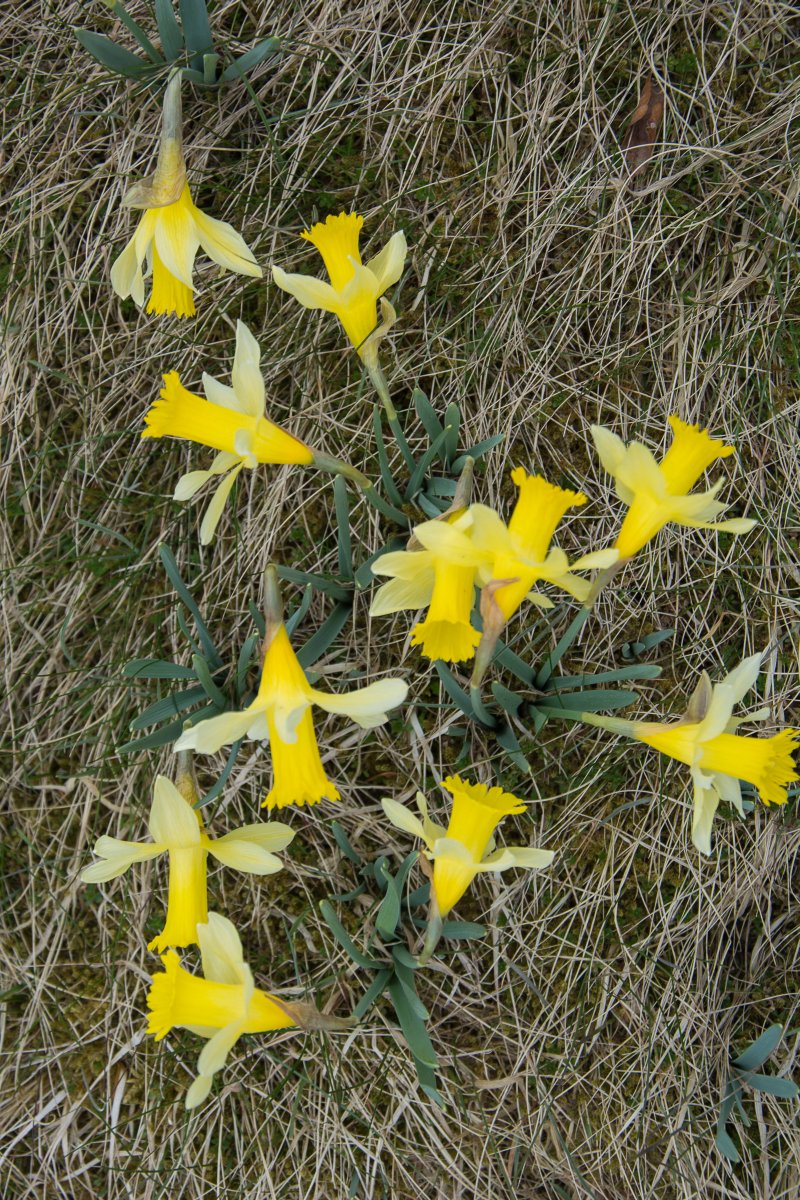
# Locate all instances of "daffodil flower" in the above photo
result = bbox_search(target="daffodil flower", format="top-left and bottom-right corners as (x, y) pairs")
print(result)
(110, 73), (261, 318)
(147, 913), (300, 1108)
(382, 775), (554, 919)
(581, 654), (799, 854)
(370, 510), (490, 664)
(142, 320), (324, 543)
(272, 212), (406, 365)
(81, 774), (294, 951)
(174, 622), (408, 809)
(470, 469), (619, 619)
(591, 416), (757, 559)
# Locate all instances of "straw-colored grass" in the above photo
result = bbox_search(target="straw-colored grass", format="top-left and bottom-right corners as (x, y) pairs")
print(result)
(2, 2), (799, 1197)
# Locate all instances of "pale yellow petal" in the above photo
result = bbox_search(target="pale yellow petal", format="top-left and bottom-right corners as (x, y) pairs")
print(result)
(364, 231), (407, 292)
(194, 208), (261, 277)
(148, 775), (201, 848)
(199, 463), (244, 545)
(272, 265), (340, 312)
(231, 320), (265, 417)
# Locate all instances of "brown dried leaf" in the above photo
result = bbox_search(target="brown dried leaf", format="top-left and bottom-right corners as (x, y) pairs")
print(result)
(622, 76), (664, 177)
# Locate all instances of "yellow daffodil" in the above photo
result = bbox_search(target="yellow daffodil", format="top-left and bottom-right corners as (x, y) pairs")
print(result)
(175, 622), (407, 809)
(470, 468), (618, 619)
(591, 416), (757, 559)
(370, 509), (490, 663)
(81, 774), (293, 951)
(142, 320), (320, 543)
(148, 913), (299, 1108)
(581, 654), (799, 854)
(272, 212), (406, 365)
(382, 775), (554, 919)
(110, 74), (261, 318)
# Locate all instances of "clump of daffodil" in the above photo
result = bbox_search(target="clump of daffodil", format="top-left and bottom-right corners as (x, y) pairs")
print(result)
(272, 211), (406, 370)
(579, 653), (799, 854)
(591, 416), (757, 560)
(142, 320), (368, 544)
(80, 767), (294, 951)
(175, 568), (408, 809)
(110, 73), (261, 318)
(148, 913), (350, 1108)
(370, 508), (491, 664)
(383, 776), (554, 962)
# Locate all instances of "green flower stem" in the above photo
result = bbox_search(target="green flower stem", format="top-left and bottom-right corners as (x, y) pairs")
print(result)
(366, 361), (416, 471)
(584, 559), (626, 609)
(310, 452), (370, 489)
(262, 564), (284, 631)
(417, 910), (443, 967)
(469, 683), (497, 729)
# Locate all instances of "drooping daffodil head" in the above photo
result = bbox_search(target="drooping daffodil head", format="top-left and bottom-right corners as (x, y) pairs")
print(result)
(175, 622), (408, 810)
(81, 774), (294, 951)
(470, 468), (619, 620)
(382, 775), (554, 918)
(110, 73), (261, 318)
(147, 913), (299, 1108)
(370, 509), (491, 664)
(272, 212), (407, 364)
(141, 321), (315, 543)
(591, 416), (757, 560)
(582, 653), (799, 854)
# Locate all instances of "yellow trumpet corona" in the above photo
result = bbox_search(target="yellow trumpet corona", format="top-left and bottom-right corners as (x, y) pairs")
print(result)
(175, 623), (407, 809)
(582, 653), (799, 853)
(382, 776), (554, 918)
(591, 416), (757, 559)
(272, 212), (406, 363)
(147, 914), (297, 1108)
(81, 775), (294, 951)
(141, 321), (315, 543)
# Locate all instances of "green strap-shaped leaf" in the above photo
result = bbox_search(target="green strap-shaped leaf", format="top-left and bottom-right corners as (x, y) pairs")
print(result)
(276, 564), (352, 602)
(387, 977), (436, 1068)
(375, 863), (402, 938)
(75, 30), (156, 78)
(115, 7), (163, 62)
(443, 402), (460, 467)
(535, 606), (591, 688)
(123, 658), (196, 680)
(192, 654), (227, 708)
(296, 602), (353, 669)
(197, 738), (243, 807)
(235, 633), (259, 698)
(534, 688), (638, 714)
(738, 1072), (798, 1098)
(733, 1024), (784, 1070)
(334, 476), (354, 581)
(434, 662), (476, 719)
(441, 919), (485, 940)
(331, 821), (361, 866)
(391, 951), (429, 1020)
(548, 664), (662, 688)
(129, 684), (206, 731)
(285, 583), (314, 637)
(417, 493), (447, 518)
(159, 545), (221, 667)
(179, 0), (213, 63)
(319, 901), (382, 970)
(155, 0), (183, 60)
(412, 388), (444, 445)
(352, 969), (392, 1020)
(118, 716), (186, 754)
(221, 36), (281, 82)
(451, 432), (504, 471)
(372, 406), (405, 508)
(405, 428), (448, 501)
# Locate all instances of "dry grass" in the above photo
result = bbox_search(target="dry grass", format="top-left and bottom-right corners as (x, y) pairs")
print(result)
(2, 1), (800, 1197)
